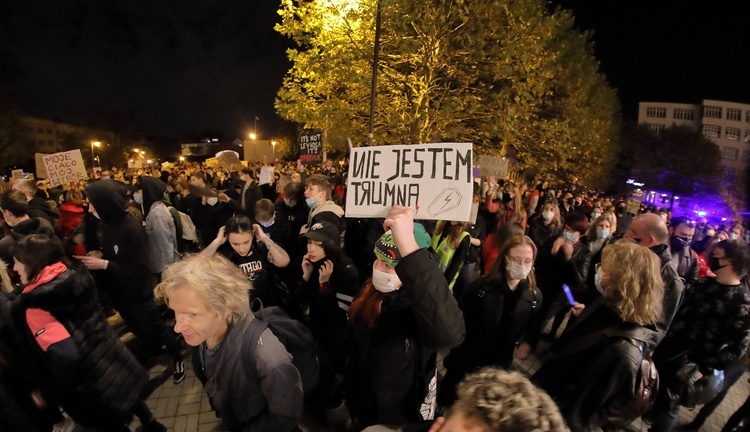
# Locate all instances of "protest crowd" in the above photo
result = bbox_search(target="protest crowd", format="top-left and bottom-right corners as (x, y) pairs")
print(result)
(0, 152), (749, 432)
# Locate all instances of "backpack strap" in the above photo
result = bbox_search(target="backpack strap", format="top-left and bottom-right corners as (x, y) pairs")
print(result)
(240, 317), (269, 381)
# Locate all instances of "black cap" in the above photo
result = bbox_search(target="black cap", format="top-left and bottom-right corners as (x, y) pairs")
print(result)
(302, 221), (341, 244)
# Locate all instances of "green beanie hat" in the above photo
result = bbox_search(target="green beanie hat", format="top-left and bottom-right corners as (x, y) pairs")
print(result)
(373, 223), (431, 267)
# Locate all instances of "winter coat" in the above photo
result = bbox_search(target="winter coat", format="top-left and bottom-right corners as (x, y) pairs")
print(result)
(190, 314), (303, 432)
(11, 268), (148, 424)
(84, 179), (153, 305)
(345, 248), (466, 428)
(533, 299), (657, 431)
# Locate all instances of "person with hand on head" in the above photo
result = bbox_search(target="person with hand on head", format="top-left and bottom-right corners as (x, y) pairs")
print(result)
(297, 221), (359, 371)
(202, 215), (291, 309)
(346, 205), (465, 430)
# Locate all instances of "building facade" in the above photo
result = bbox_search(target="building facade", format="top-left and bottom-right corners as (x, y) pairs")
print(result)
(19, 116), (100, 154)
(638, 100), (750, 183)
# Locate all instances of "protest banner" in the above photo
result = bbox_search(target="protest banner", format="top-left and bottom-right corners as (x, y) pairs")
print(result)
(217, 151), (241, 170)
(35, 153), (49, 179)
(475, 154), (509, 178)
(204, 157), (221, 169)
(11, 169), (24, 180)
(42, 150), (88, 187)
(259, 166), (274, 185)
(626, 198), (642, 215)
(345, 143), (474, 221)
(127, 160), (143, 169)
(299, 130), (323, 165)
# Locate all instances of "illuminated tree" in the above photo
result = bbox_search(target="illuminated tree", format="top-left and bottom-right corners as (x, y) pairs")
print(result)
(275, 0), (620, 184)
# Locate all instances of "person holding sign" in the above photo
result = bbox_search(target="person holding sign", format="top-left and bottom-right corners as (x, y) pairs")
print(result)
(345, 206), (465, 429)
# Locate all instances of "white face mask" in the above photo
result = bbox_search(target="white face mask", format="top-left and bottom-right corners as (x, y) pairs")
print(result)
(506, 261), (532, 280)
(372, 268), (402, 293)
(591, 212), (600, 220)
(595, 267), (605, 296)
(207, 197), (219, 206)
(543, 211), (554, 222)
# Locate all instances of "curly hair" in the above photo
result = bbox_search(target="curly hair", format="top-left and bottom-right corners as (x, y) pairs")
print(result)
(154, 254), (250, 326)
(453, 367), (569, 432)
(601, 239), (664, 325)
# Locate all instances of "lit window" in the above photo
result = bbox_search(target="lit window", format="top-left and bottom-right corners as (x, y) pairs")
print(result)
(727, 108), (742, 121)
(702, 124), (721, 138)
(726, 127), (741, 141)
(646, 107), (667, 118)
(721, 146), (739, 160)
(673, 109), (694, 120)
(703, 106), (722, 118)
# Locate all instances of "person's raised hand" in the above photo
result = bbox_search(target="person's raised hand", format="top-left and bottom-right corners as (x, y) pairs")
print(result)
(383, 205), (419, 258)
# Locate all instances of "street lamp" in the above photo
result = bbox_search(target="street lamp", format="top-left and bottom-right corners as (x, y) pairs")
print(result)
(271, 140), (277, 160)
(249, 133), (257, 161)
(90, 141), (101, 166)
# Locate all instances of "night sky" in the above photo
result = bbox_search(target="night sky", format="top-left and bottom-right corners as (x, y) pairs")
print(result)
(1, 0), (748, 141)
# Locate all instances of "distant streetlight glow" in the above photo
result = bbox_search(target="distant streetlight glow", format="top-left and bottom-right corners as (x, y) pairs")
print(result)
(90, 141), (101, 166)
(249, 133), (257, 140)
(271, 140), (277, 159)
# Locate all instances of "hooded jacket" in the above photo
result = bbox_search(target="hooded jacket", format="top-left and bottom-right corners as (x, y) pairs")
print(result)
(84, 180), (153, 305)
(11, 268), (148, 424)
(139, 177), (178, 273)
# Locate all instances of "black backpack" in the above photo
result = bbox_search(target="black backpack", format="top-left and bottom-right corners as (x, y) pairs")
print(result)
(242, 299), (322, 393)
(614, 336), (659, 423)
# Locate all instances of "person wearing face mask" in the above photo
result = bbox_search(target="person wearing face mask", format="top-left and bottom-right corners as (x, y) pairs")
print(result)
(192, 186), (233, 249)
(559, 192), (575, 217)
(647, 240), (750, 432)
(729, 223), (746, 242)
(573, 212), (617, 309)
(439, 235), (542, 407)
(532, 240), (664, 431)
(301, 174), (346, 247)
(668, 216), (700, 288)
(345, 206), (465, 429)
(527, 212), (592, 346)
(133, 176), (179, 281)
(527, 197), (563, 250)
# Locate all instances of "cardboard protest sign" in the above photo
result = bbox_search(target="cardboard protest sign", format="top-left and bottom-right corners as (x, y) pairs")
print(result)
(205, 157), (221, 169)
(35, 153), (49, 179)
(259, 166), (274, 185)
(128, 160), (143, 169)
(217, 152), (241, 170)
(11, 169), (24, 180)
(475, 154), (509, 178)
(42, 150), (88, 187)
(299, 130), (323, 165)
(626, 198), (642, 215)
(27, 173), (35, 180)
(345, 143), (474, 222)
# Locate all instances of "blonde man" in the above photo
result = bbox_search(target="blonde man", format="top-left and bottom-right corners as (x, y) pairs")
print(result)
(155, 254), (303, 431)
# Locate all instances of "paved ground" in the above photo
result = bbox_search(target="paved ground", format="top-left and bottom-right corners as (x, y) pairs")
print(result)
(66, 309), (750, 432)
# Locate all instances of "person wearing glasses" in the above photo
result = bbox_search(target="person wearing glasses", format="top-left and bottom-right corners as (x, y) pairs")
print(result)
(439, 235), (542, 406)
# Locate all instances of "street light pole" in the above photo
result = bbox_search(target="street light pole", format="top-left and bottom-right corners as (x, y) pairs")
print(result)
(368, 0), (383, 147)
(90, 141), (100, 166)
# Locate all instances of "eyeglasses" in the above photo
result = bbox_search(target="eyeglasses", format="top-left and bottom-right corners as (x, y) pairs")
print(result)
(507, 256), (533, 266)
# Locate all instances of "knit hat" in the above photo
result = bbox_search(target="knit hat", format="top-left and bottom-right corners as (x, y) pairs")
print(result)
(373, 223), (431, 267)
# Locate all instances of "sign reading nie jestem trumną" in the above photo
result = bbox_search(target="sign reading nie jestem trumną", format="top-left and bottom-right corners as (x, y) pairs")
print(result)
(345, 143), (474, 222)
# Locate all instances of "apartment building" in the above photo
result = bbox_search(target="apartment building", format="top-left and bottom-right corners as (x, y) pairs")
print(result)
(19, 116), (100, 154)
(638, 99), (750, 183)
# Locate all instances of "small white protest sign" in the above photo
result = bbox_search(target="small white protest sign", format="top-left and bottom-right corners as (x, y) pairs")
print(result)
(345, 143), (474, 222)
(42, 150), (88, 187)
(475, 154), (509, 178)
(259, 166), (274, 185)
(11, 169), (24, 180)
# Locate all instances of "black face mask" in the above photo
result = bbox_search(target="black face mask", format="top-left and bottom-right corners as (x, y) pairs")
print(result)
(670, 235), (691, 250)
(566, 198), (574, 206)
(709, 256), (727, 273)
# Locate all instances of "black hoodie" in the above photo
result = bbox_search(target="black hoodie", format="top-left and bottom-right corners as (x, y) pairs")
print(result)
(138, 176), (167, 218)
(84, 180), (153, 305)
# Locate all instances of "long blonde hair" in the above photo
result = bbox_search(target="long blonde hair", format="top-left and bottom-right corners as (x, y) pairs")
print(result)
(600, 240), (663, 325)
